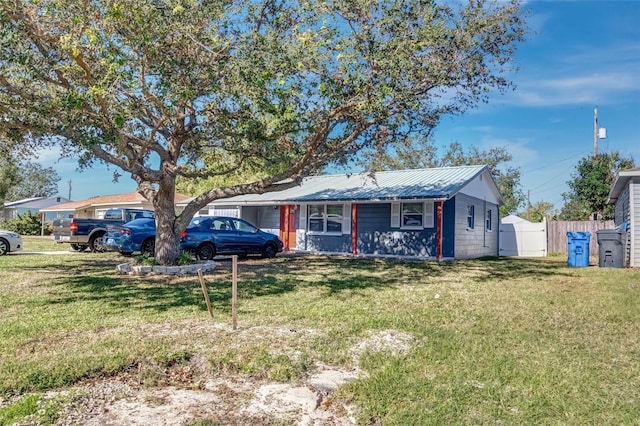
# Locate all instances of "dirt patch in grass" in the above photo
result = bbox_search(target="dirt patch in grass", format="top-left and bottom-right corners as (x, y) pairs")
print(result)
(43, 325), (413, 425)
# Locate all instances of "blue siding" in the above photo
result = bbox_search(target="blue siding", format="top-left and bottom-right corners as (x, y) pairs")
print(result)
(306, 234), (351, 253)
(357, 204), (437, 257)
(298, 200), (459, 258)
(442, 199), (456, 258)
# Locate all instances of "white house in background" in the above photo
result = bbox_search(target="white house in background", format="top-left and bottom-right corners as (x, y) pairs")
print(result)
(40, 191), (190, 219)
(499, 215), (547, 257)
(3, 195), (73, 221)
(607, 167), (640, 267)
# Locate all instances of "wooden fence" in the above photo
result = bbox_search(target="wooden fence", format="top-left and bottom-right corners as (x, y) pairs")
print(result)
(547, 220), (615, 256)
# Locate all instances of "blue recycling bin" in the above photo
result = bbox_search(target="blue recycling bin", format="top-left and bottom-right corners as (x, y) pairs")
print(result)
(567, 231), (591, 267)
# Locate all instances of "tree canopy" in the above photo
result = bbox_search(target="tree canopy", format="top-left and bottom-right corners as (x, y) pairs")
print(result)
(0, 0), (526, 264)
(359, 140), (525, 216)
(3, 161), (61, 201)
(560, 152), (635, 221)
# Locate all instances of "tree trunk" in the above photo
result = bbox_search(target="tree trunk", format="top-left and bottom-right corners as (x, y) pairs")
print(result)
(153, 182), (182, 266)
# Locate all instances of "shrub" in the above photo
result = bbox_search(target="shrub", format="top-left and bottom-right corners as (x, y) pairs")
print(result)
(2, 211), (45, 235)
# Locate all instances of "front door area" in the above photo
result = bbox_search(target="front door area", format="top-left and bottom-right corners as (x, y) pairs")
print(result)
(279, 205), (297, 250)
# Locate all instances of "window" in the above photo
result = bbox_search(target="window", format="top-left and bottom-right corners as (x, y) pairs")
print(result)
(486, 209), (492, 231)
(402, 202), (423, 228)
(308, 204), (343, 233)
(231, 218), (258, 233)
(391, 201), (435, 229)
(467, 205), (475, 229)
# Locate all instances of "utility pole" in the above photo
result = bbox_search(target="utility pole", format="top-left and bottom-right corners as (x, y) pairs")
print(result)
(68, 179), (72, 200)
(593, 107), (598, 158)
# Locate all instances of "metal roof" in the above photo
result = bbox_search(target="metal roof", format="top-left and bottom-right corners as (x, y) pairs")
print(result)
(4, 196), (72, 210)
(607, 167), (640, 203)
(192, 165), (499, 205)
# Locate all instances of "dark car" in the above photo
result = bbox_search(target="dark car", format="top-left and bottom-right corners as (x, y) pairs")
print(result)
(180, 216), (283, 260)
(104, 218), (156, 256)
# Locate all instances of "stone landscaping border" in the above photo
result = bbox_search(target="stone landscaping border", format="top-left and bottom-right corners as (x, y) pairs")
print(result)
(117, 261), (216, 276)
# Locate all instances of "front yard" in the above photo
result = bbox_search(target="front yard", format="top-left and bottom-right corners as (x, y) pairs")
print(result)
(1, 246), (639, 425)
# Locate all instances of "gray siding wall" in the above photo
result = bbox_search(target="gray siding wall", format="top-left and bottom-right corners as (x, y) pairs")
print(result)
(243, 206), (281, 235)
(614, 184), (630, 225)
(453, 193), (499, 259)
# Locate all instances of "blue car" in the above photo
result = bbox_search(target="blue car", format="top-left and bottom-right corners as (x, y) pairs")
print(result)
(180, 216), (284, 260)
(104, 218), (156, 256)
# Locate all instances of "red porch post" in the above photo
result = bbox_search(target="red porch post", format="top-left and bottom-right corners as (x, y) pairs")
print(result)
(351, 204), (358, 255)
(436, 201), (443, 261)
(279, 206), (290, 250)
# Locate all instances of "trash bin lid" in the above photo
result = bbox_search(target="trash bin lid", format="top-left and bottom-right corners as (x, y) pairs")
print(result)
(567, 231), (591, 239)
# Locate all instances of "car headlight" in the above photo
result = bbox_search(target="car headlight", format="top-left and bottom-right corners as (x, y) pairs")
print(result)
(6, 232), (19, 238)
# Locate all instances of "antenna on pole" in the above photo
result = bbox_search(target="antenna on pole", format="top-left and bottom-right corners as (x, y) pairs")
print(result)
(593, 107), (598, 158)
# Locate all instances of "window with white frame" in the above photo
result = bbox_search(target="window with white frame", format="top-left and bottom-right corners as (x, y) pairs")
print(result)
(467, 205), (475, 229)
(402, 202), (424, 228)
(308, 204), (344, 233)
(486, 208), (492, 231)
(391, 201), (435, 229)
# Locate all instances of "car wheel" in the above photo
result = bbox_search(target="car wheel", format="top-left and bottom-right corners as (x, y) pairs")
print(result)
(141, 238), (155, 256)
(196, 243), (216, 260)
(89, 234), (106, 252)
(70, 244), (88, 252)
(0, 238), (8, 256)
(262, 243), (277, 259)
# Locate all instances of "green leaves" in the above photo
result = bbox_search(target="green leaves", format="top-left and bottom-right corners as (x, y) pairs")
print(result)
(562, 152), (635, 220)
(0, 0), (526, 264)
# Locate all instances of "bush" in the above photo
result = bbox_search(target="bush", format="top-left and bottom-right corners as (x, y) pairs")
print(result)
(2, 211), (45, 235)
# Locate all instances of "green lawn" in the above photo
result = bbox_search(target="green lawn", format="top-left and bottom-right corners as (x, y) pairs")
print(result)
(1, 252), (639, 425)
(20, 235), (64, 252)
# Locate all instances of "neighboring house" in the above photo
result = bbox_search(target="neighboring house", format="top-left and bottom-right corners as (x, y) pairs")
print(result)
(3, 195), (73, 221)
(40, 191), (191, 218)
(499, 215), (547, 257)
(607, 167), (640, 267)
(180, 165), (503, 260)
(40, 192), (156, 218)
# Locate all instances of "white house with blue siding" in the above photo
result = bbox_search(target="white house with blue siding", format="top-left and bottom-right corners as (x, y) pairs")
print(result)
(181, 165), (503, 260)
(3, 195), (73, 221)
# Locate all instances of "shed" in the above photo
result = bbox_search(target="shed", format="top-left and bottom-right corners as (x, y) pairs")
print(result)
(607, 167), (640, 267)
(181, 165), (504, 261)
(499, 215), (547, 257)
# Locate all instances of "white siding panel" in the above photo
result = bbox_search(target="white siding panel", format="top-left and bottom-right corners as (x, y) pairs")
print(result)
(454, 193), (499, 259)
(631, 178), (639, 267)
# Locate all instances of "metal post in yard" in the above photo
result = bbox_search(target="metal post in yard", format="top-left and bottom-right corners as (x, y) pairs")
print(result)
(232, 255), (238, 330)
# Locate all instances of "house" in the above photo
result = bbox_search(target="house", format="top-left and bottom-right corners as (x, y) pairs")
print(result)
(40, 192), (156, 218)
(3, 195), (73, 221)
(607, 167), (640, 267)
(40, 191), (191, 219)
(181, 165), (503, 260)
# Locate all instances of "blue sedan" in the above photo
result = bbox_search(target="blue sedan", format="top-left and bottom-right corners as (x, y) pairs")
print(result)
(180, 216), (284, 260)
(104, 218), (156, 256)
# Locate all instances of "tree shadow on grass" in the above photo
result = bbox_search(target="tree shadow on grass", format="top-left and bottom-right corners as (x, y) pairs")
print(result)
(461, 255), (577, 283)
(38, 254), (579, 314)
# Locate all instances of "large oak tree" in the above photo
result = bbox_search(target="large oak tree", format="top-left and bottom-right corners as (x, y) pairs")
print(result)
(0, 0), (526, 264)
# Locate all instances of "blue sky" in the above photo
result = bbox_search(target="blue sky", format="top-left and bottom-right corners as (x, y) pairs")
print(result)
(37, 0), (640, 212)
